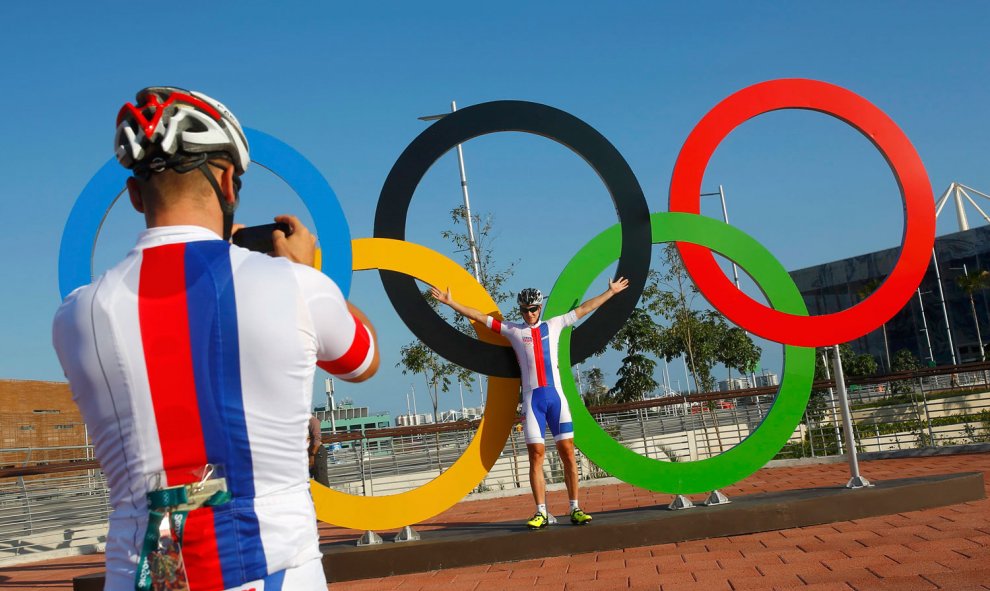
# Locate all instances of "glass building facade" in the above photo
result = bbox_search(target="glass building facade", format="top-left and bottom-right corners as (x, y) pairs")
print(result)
(789, 224), (990, 371)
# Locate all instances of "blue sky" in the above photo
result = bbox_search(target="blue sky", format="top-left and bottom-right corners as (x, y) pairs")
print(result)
(4, 2), (990, 418)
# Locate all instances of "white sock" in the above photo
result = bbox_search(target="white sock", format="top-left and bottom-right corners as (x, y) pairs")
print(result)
(537, 503), (547, 516)
(570, 499), (580, 511)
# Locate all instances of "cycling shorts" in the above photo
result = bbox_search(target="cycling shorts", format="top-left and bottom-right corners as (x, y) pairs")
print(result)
(522, 386), (574, 445)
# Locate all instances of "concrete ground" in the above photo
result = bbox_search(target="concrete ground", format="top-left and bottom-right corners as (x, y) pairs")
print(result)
(2, 452), (988, 590)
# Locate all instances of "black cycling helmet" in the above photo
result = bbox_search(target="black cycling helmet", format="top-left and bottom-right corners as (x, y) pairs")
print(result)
(517, 288), (543, 307)
(115, 86), (249, 239)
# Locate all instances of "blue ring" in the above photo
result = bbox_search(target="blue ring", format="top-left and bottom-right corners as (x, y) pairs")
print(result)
(58, 128), (352, 299)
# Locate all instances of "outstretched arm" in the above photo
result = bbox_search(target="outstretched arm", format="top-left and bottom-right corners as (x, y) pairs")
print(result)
(574, 277), (629, 320)
(431, 286), (489, 324)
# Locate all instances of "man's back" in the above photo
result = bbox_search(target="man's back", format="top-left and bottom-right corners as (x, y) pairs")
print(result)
(53, 225), (366, 590)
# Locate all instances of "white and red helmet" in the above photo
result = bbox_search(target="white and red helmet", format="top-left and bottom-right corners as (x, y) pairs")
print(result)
(115, 86), (249, 177)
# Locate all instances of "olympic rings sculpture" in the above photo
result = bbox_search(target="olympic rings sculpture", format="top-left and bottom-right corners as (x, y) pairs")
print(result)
(61, 78), (935, 531)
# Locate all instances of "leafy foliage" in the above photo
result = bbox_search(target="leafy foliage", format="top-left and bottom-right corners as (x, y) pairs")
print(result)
(399, 206), (516, 417)
(580, 366), (610, 407)
(805, 344), (878, 424)
(639, 246), (761, 394)
(608, 308), (661, 402)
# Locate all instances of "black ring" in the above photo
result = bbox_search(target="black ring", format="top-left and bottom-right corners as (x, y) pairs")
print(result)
(374, 100), (651, 378)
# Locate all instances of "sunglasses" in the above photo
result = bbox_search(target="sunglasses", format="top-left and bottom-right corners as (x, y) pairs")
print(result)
(520, 306), (540, 314)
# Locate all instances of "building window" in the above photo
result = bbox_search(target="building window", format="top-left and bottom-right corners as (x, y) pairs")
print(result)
(19, 425), (34, 431)
(54, 424), (76, 430)
(32, 409), (60, 414)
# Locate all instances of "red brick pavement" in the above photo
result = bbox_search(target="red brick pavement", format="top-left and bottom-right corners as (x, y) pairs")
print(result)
(2, 453), (989, 590)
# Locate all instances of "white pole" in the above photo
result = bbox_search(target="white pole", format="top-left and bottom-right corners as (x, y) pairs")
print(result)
(458, 381), (466, 418)
(682, 357), (691, 393)
(918, 289), (935, 363)
(955, 185), (970, 231)
(662, 358), (671, 396)
(450, 101), (483, 282)
(831, 345), (871, 488)
(325, 378), (337, 434)
(718, 185), (742, 289)
(931, 248), (957, 364)
(820, 351), (844, 454)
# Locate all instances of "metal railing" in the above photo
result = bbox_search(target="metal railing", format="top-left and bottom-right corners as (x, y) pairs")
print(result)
(3, 362), (990, 564)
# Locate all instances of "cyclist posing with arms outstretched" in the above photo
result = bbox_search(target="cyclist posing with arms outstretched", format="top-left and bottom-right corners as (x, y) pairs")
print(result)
(432, 277), (628, 529)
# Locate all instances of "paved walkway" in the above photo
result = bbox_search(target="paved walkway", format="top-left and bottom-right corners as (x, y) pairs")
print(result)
(2, 453), (988, 590)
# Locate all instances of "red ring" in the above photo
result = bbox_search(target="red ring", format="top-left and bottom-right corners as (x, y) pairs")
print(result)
(669, 79), (935, 347)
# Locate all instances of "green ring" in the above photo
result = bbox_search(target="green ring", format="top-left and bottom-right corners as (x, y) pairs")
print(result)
(545, 212), (815, 494)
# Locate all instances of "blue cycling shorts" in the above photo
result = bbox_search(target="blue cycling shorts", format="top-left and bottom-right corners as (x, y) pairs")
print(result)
(522, 386), (574, 445)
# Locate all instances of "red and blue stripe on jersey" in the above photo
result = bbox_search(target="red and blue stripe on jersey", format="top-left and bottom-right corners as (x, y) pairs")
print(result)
(532, 324), (555, 389)
(138, 241), (267, 590)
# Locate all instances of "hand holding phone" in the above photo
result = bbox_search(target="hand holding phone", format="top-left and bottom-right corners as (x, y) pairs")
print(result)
(272, 214), (317, 267)
(232, 222), (292, 254)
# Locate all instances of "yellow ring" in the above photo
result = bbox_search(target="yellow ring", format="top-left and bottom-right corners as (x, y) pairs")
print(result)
(310, 237), (519, 530)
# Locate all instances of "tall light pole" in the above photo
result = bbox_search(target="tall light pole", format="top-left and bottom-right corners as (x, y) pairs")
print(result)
(702, 185), (756, 389)
(917, 289), (936, 364)
(418, 102), (484, 282)
(420, 101), (486, 406)
(700, 185), (741, 289)
(931, 249), (957, 364)
(324, 378), (336, 434)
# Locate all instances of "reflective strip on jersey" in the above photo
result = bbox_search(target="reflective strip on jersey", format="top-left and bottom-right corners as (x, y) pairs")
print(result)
(317, 314), (374, 379)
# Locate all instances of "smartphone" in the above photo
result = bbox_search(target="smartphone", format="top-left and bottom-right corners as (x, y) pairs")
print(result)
(232, 222), (292, 253)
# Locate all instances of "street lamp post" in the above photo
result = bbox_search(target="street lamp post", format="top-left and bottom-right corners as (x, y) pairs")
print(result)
(419, 101), (486, 406)
(931, 249), (958, 364)
(917, 289), (936, 364)
(702, 185), (757, 390)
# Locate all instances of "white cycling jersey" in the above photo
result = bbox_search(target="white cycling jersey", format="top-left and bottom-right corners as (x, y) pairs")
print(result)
(485, 311), (578, 394)
(53, 225), (374, 591)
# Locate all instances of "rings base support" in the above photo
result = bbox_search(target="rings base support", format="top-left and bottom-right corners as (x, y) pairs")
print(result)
(704, 490), (731, 506)
(846, 476), (873, 489)
(357, 530), (383, 546)
(394, 526), (421, 543)
(668, 495), (695, 510)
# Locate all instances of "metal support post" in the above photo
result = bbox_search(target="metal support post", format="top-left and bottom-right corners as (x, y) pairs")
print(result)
(820, 351), (844, 455)
(931, 248), (957, 364)
(668, 495), (695, 510)
(704, 490), (731, 506)
(831, 345), (871, 488)
(394, 525), (421, 542)
(357, 530), (383, 546)
(918, 290), (936, 364)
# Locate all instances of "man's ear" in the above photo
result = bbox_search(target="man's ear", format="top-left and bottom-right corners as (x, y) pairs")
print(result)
(126, 177), (144, 213)
(220, 162), (237, 207)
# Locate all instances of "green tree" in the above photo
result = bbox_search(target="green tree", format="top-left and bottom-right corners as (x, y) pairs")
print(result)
(806, 344), (878, 424)
(891, 348), (923, 372)
(399, 206), (518, 419)
(955, 268), (990, 362)
(580, 367), (610, 407)
(637, 246), (762, 453)
(397, 342), (458, 424)
(608, 308), (661, 402)
(641, 248), (762, 392)
(857, 278), (891, 371)
(889, 348), (922, 395)
(441, 205), (518, 317)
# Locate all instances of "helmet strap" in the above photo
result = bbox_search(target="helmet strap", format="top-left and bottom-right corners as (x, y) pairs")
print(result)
(197, 161), (238, 240)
